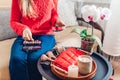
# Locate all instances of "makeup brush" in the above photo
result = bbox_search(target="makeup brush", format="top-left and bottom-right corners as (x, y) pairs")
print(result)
(40, 54), (53, 61)
(46, 51), (56, 59)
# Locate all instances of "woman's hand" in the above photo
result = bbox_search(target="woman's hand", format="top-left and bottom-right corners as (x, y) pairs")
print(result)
(54, 19), (65, 31)
(22, 28), (34, 41)
(55, 19), (65, 27)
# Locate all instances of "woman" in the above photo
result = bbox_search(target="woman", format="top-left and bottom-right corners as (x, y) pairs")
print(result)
(9, 0), (64, 80)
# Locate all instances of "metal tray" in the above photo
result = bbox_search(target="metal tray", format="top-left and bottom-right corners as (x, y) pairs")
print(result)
(37, 52), (113, 80)
(91, 52), (113, 80)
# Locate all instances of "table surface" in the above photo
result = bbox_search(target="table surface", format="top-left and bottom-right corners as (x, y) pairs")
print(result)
(37, 52), (113, 80)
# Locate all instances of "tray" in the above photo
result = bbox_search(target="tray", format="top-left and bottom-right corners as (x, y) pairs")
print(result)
(37, 51), (113, 80)
(51, 60), (97, 80)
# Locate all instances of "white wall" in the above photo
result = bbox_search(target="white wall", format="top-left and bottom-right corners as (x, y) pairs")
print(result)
(103, 0), (120, 56)
(106, 0), (120, 30)
(0, 0), (11, 8)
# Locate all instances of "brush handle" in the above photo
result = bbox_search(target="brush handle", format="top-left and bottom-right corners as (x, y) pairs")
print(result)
(23, 40), (41, 46)
(22, 46), (41, 50)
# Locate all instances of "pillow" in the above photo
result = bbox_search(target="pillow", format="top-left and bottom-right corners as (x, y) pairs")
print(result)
(0, 9), (17, 41)
(58, 0), (78, 26)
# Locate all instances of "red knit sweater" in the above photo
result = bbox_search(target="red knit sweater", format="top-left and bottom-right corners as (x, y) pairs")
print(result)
(10, 0), (58, 36)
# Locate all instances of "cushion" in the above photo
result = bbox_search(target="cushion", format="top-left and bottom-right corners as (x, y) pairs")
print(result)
(58, 0), (78, 26)
(0, 8), (17, 41)
(54, 26), (81, 48)
(0, 38), (15, 80)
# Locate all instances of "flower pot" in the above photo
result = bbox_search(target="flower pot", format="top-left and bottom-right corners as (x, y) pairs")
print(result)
(81, 37), (95, 52)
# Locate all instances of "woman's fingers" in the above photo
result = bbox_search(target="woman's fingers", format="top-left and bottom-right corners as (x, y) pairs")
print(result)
(55, 20), (65, 27)
(59, 21), (65, 27)
(28, 33), (34, 41)
(23, 32), (30, 41)
(23, 28), (34, 41)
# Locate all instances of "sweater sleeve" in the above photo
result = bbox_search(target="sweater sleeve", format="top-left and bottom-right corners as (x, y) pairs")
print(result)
(10, 0), (28, 36)
(51, 0), (58, 26)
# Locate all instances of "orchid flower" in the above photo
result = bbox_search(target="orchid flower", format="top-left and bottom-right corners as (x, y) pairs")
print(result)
(81, 5), (100, 22)
(81, 5), (111, 22)
(98, 7), (112, 20)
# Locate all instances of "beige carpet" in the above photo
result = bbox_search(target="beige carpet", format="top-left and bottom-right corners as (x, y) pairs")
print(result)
(111, 60), (120, 80)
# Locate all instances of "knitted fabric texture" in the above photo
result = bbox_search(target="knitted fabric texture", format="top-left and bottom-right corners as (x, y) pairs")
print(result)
(10, 0), (58, 35)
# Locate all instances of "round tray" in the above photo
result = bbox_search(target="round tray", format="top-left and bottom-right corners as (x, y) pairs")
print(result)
(37, 52), (113, 80)
(51, 60), (97, 80)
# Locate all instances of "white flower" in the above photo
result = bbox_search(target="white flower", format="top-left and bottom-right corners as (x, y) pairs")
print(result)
(98, 7), (112, 20)
(81, 5), (100, 22)
(81, 5), (112, 22)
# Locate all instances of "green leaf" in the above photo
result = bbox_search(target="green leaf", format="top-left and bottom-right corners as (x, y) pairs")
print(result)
(72, 28), (88, 37)
(86, 35), (92, 38)
(72, 28), (81, 35)
(80, 29), (87, 37)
